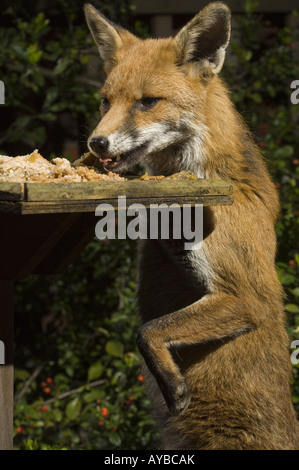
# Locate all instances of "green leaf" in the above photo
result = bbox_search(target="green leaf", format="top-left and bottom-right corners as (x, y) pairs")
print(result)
(87, 360), (104, 382)
(286, 304), (299, 314)
(124, 352), (140, 368)
(244, 50), (252, 61)
(27, 49), (43, 64)
(95, 327), (110, 338)
(273, 146), (294, 159)
(15, 369), (30, 381)
(24, 440), (38, 450)
(266, 84), (276, 97)
(105, 340), (124, 358)
(83, 388), (103, 403)
(65, 397), (82, 420)
(108, 431), (122, 446)
(38, 113), (56, 122)
(32, 71), (45, 87)
(290, 287), (299, 297)
(53, 59), (72, 75)
(250, 92), (262, 103)
(52, 408), (63, 422)
(279, 274), (296, 286)
(35, 420), (45, 428)
(111, 371), (126, 386)
(65, 366), (74, 377)
(11, 44), (27, 60)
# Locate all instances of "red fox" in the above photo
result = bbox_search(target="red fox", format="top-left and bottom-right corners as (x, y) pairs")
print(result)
(84, 2), (299, 449)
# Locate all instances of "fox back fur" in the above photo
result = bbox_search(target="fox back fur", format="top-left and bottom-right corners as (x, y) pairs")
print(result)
(85, 2), (299, 450)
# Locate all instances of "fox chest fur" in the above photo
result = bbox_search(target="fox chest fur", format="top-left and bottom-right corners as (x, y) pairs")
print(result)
(84, 1), (299, 450)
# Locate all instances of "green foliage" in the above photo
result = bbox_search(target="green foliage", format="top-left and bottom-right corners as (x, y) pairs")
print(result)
(0, 0), (133, 155)
(14, 239), (158, 450)
(8, 0), (299, 450)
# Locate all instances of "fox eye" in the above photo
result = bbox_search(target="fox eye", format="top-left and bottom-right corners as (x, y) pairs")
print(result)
(101, 97), (110, 111)
(137, 97), (162, 111)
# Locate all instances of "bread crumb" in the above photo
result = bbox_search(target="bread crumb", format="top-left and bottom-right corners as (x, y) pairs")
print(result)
(0, 150), (125, 182)
(0, 150), (198, 182)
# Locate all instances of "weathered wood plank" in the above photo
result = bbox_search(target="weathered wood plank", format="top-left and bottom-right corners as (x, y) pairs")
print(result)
(25, 180), (232, 202)
(0, 366), (13, 450)
(0, 201), (23, 214)
(19, 195), (233, 214)
(0, 281), (14, 450)
(0, 180), (233, 214)
(0, 183), (23, 201)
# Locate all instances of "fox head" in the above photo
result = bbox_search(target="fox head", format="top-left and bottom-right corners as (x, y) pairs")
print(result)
(84, 2), (231, 176)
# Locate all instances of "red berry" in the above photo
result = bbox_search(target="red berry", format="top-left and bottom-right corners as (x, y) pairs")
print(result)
(43, 387), (51, 394)
(112, 427), (118, 432)
(292, 159), (299, 165)
(16, 427), (23, 434)
(41, 382), (46, 388)
(101, 407), (109, 418)
(41, 405), (48, 412)
(259, 141), (266, 148)
(289, 260), (295, 266)
(125, 395), (135, 406)
(137, 375), (145, 382)
(46, 377), (53, 384)
(98, 421), (105, 426)
(275, 182), (281, 189)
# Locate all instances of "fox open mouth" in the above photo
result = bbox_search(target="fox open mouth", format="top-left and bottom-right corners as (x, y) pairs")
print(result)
(99, 142), (149, 171)
(99, 154), (125, 170)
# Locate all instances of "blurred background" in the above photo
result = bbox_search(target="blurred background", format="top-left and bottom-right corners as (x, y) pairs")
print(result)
(0, 0), (298, 450)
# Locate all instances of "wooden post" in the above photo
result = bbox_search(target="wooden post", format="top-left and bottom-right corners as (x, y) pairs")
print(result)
(0, 281), (14, 450)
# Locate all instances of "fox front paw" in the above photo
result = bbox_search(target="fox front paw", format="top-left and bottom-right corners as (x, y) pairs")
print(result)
(163, 377), (190, 415)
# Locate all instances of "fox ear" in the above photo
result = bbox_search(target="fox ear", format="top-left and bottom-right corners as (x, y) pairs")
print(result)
(175, 2), (231, 75)
(84, 4), (137, 73)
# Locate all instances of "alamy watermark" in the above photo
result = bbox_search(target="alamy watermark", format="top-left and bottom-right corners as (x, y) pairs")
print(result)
(290, 80), (299, 104)
(95, 196), (203, 250)
(0, 80), (4, 105)
(0, 340), (4, 365)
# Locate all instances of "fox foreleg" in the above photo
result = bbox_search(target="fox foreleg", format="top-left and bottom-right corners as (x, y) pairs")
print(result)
(136, 293), (260, 415)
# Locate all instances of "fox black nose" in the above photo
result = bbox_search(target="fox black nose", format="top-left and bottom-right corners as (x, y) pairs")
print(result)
(89, 137), (109, 154)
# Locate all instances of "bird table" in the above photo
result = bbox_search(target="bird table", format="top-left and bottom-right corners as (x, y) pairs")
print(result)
(0, 178), (233, 449)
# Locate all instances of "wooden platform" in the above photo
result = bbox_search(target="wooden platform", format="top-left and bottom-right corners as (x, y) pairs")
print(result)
(0, 179), (233, 214)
